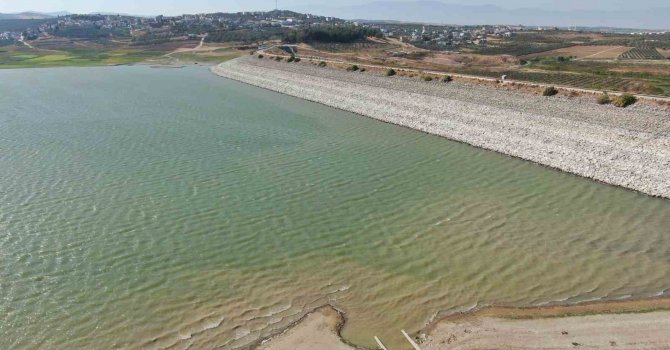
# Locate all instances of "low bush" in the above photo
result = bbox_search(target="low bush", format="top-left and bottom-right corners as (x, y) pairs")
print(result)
(294, 57), (301, 62)
(442, 75), (453, 83)
(347, 64), (359, 71)
(596, 93), (611, 105)
(257, 54), (264, 59)
(423, 76), (433, 82)
(318, 61), (327, 67)
(542, 86), (559, 96)
(275, 56), (282, 61)
(612, 94), (637, 108)
(287, 55), (295, 62)
(386, 68), (396, 76)
(360, 67), (366, 72)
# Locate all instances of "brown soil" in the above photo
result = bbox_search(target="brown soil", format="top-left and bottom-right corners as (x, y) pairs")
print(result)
(523, 45), (630, 60)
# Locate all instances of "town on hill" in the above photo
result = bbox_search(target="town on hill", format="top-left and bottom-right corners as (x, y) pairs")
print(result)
(1, 10), (670, 96)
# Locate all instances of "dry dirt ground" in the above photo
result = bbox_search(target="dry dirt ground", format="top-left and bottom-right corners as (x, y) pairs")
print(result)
(523, 45), (631, 60)
(421, 299), (670, 350)
(423, 311), (670, 350)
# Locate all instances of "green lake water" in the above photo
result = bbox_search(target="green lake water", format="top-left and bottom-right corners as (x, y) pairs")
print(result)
(1, 65), (669, 349)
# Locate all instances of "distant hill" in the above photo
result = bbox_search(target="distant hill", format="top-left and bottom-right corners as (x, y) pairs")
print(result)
(0, 12), (59, 20)
(290, 1), (670, 30)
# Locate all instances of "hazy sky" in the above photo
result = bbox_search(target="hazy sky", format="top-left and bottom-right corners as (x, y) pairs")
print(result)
(2, 0), (668, 15)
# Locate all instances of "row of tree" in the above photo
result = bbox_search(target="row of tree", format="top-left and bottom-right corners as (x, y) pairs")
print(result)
(283, 25), (383, 44)
(205, 27), (288, 43)
(51, 26), (130, 39)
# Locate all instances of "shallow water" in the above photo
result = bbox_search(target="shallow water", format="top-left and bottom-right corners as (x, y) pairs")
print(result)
(1, 66), (669, 350)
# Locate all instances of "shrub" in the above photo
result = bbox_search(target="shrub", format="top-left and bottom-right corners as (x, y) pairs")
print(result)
(386, 68), (396, 76)
(442, 75), (453, 83)
(596, 93), (611, 105)
(612, 94), (637, 108)
(360, 67), (366, 72)
(347, 64), (359, 71)
(257, 54), (264, 59)
(542, 86), (559, 96)
(275, 56), (282, 61)
(423, 76), (433, 82)
(294, 57), (301, 62)
(287, 55), (295, 62)
(318, 61), (327, 67)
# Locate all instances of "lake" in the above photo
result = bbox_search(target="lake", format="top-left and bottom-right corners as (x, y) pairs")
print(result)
(1, 65), (669, 349)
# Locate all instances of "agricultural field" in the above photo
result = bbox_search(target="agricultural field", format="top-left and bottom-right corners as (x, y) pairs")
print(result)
(618, 47), (666, 60)
(311, 43), (670, 96)
(280, 35), (670, 96)
(0, 44), (169, 68)
(467, 31), (596, 56)
(519, 59), (670, 95)
(523, 45), (630, 60)
(170, 48), (247, 63)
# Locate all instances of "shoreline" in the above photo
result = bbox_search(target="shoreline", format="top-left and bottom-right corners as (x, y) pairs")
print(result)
(254, 306), (358, 350)
(212, 57), (670, 199)
(257, 298), (670, 350)
(212, 57), (670, 348)
(421, 297), (670, 349)
(425, 296), (670, 328)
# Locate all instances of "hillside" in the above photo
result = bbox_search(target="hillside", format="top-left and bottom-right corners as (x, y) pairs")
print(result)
(291, 1), (670, 29)
(0, 12), (57, 20)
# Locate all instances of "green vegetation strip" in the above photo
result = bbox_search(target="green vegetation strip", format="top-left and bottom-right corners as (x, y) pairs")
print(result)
(0, 46), (167, 68)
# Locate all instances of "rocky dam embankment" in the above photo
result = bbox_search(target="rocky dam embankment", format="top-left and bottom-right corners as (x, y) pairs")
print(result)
(212, 57), (670, 198)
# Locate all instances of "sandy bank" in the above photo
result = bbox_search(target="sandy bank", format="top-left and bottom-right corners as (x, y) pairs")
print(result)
(256, 307), (356, 350)
(212, 57), (670, 198)
(422, 298), (670, 350)
(258, 300), (670, 350)
(423, 310), (670, 349)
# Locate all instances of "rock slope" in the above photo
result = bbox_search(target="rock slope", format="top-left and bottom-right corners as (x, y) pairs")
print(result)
(212, 57), (670, 198)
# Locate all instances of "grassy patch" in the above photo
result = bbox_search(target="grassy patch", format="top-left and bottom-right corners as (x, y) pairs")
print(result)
(28, 54), (72, 62)
(171, 52), (244, 63)
(0, 45), (169, 68)
(13, 54), (39, 60)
